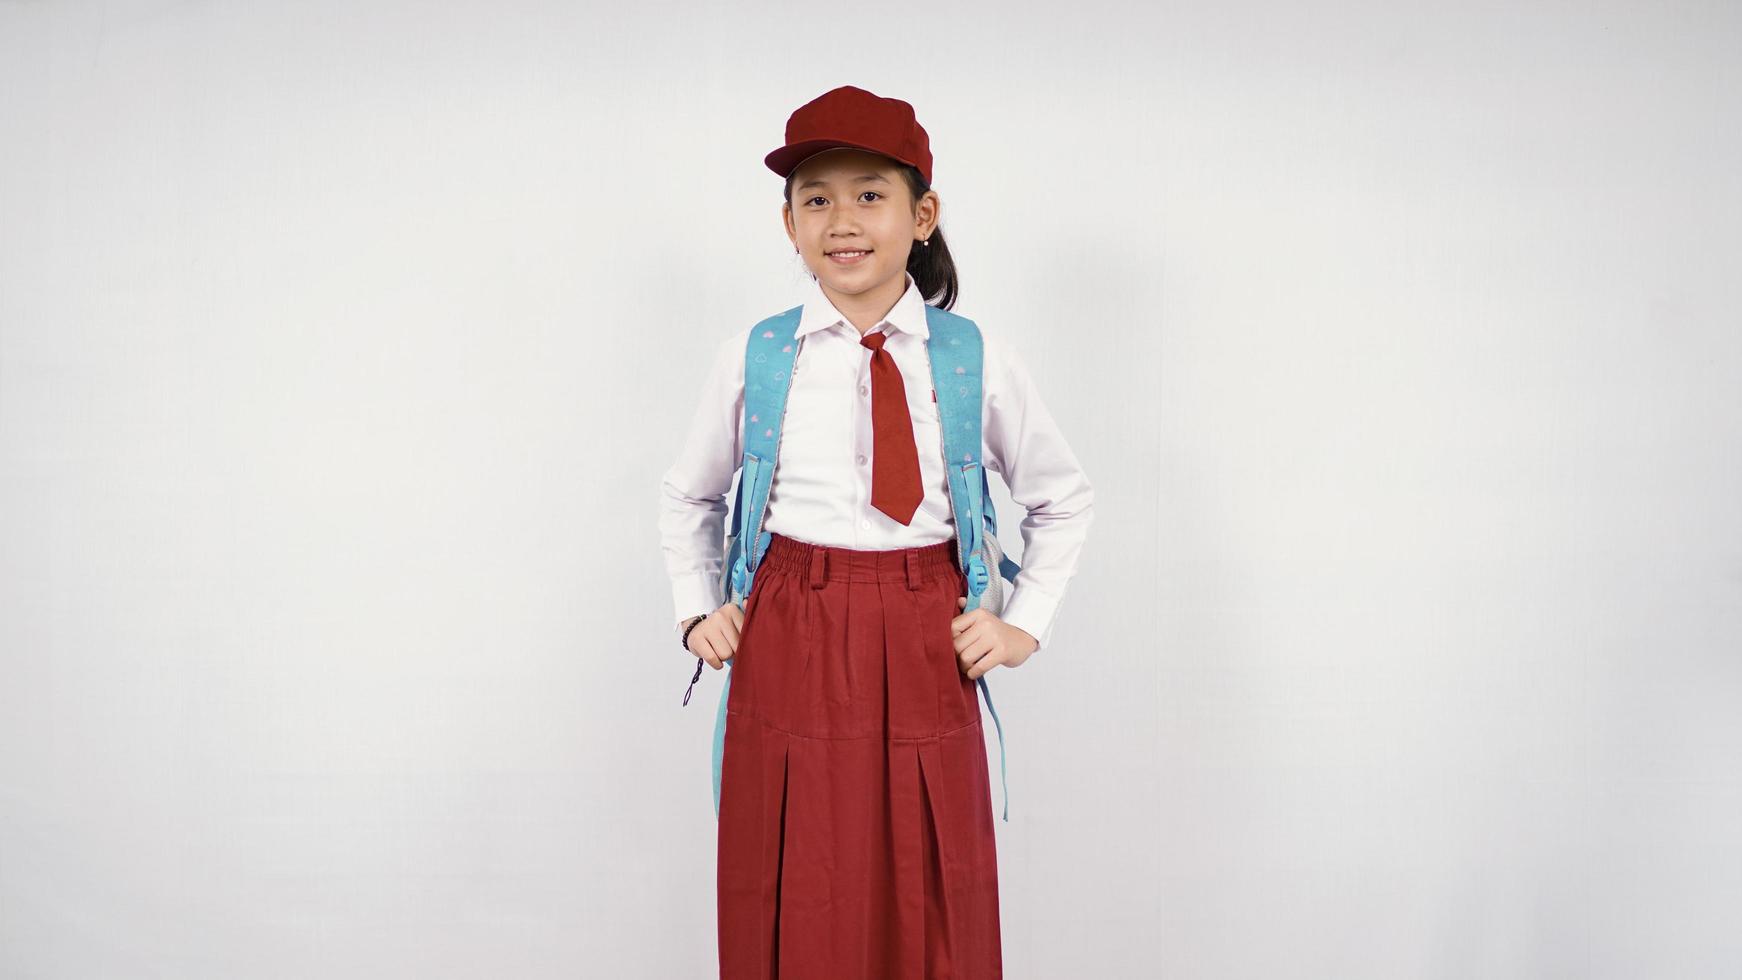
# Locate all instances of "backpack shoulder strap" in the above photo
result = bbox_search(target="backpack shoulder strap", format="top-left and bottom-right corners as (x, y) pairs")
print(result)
(922, 303), (1013, 822)
(923, 305), (987, 584)
(723, 306), (804, 605)
(713, 305), (801, 819)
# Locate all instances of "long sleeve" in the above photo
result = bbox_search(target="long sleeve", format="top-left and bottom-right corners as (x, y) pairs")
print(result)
(980, 333), (1095, 652)
(658, 328), (748, 634)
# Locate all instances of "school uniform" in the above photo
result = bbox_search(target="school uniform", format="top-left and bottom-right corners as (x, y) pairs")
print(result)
(657, 270), (1094, 978)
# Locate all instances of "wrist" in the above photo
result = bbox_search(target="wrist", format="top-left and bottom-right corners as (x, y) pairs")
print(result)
(680, 614), (706, 651)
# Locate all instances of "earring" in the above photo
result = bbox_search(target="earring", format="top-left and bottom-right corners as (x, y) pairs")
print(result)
(922, 238), (930, 247)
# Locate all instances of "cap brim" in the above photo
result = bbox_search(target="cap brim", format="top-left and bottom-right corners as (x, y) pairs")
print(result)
(764, 139), (915, 179)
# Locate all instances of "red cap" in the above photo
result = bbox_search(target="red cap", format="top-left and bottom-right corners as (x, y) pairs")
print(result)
(764, 85), (933, 186)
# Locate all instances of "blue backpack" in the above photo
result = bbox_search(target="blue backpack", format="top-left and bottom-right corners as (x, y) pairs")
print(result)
(683, 302), (1021, 822)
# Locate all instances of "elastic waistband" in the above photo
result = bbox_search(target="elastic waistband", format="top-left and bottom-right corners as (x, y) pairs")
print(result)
(761, 532), (961, 587)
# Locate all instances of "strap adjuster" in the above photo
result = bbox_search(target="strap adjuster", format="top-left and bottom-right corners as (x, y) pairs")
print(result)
(964, 554), (989, 596)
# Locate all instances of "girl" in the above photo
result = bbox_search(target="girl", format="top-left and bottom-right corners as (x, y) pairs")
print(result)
(657, 84), (1095, 980)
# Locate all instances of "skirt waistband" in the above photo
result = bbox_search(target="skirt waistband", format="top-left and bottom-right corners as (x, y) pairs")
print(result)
(760, 532), (961, 587)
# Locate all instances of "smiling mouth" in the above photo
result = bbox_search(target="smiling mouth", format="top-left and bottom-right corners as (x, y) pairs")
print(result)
(826, 249), (873, 264)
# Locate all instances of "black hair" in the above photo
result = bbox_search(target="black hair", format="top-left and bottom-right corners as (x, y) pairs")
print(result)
(784, 162), (960, 311)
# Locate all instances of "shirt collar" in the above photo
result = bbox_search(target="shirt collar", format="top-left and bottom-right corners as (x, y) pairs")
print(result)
(795, 271), (930, 340)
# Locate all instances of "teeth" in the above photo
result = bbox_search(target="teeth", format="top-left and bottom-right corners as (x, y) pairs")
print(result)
(831, 251), (867, 257)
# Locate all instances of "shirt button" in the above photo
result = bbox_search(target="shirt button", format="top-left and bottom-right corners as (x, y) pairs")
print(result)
(860, 519), (870, 530)
(860, 385), (869, 396)
(857, 453), (868, 466)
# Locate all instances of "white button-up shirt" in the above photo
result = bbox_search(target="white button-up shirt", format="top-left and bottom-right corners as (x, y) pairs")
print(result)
(657, 271), (1094, 651)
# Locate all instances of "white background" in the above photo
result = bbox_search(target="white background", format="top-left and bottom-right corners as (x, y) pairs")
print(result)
(2, 1), (1739, 977)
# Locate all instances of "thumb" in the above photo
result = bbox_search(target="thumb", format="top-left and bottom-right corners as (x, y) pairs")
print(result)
(957, 597), (967, 609)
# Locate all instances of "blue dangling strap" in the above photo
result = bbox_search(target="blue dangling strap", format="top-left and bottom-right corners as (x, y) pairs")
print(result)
(711, 661), (731, 817)
(976, 676), (1009, 822)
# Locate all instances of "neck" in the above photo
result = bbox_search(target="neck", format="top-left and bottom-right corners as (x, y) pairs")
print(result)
(820, 273), (908, 335)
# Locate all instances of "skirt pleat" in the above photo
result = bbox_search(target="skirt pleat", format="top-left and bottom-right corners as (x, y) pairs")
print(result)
(717, 532), (1002, 979)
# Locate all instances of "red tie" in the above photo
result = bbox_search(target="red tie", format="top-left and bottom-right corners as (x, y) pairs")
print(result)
(859, 330), (923, 525)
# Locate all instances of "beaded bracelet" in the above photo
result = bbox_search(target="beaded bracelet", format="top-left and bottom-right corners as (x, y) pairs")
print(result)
(680, 614), (705, 651)
(680, 615), (707, 706)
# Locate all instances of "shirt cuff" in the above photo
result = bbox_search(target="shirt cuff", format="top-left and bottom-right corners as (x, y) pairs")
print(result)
(999, 582), (1063, 653)
(671, 572), (721, 633)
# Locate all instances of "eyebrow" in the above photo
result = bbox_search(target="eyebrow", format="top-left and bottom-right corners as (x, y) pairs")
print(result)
(796, 174), (892, 192)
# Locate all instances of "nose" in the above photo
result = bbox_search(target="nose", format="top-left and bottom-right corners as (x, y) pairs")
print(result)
(826, 209), (861, 238)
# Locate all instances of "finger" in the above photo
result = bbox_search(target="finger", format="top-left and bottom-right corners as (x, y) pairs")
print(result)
(727, 605), (745, 629)
(958, 647), (985, 677)
(959, 634), (994, 671)
(968, 648), (1005, 680)
(967, 640), (1005, 679)
(720, 614), (741, 647)
(698, 635), (723, 670)
(952, 610), (983, 638)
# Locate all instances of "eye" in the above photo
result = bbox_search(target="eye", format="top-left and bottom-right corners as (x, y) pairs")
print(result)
(805, 196), (827, 206)
(859, 191), (883, 203)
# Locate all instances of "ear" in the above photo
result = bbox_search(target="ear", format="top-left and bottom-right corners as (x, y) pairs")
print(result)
(915, 189), (941, 240)
(782, 201), (797, 246)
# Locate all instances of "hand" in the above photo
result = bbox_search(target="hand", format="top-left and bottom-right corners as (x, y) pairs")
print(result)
(951, 597), (1038, 680)
(686, 602), (746, 671)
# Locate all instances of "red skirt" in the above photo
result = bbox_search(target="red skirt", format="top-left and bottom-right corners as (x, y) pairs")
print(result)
(717, 531), (1003, 979)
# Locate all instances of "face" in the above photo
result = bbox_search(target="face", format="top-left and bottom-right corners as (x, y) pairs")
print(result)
(783, 148), (939, 304)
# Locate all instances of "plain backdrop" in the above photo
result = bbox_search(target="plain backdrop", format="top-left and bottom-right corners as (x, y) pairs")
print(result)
(2, 1), (1739, 977)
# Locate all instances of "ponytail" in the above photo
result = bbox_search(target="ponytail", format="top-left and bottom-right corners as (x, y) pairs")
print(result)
(897, 165), (959, 311)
